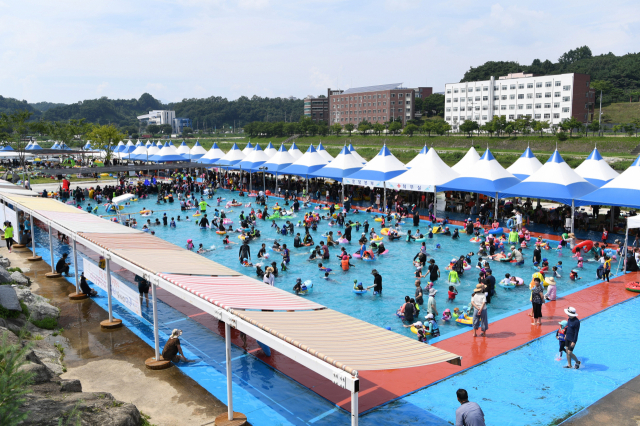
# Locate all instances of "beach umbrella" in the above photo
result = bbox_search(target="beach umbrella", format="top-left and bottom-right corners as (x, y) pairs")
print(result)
(506, 146), (543, 180)
(574, 147), (619, 187)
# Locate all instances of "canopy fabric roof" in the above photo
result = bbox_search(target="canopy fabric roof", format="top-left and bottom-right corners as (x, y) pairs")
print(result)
(26, 142), (42, 150)
(506, 147), (543, 180)
(404, 145), (428, 169)
(280, 145), (328, 177)
(263, 142), (277, 158)
(148, 142), (188, 162)
(189, 141), (207, 159)
(51, 142), (61, 150)
(113, 141), (126, 153)
(439, 148), (520, 197)
(33, 211), (142, 234)
(500, 150), (597, 206)
(580, 155), (640, 208)
(451, 146), (480, 174)
(217, 143), (246, 166)
(261, 144), (295, 173)
(3, 194), (84, 213)
(242, 142), (254, 156)
(176, 141), (191, 155)
(310, 145), (362, 180)
(130, 145), (149, 161)
(145, 144), (160, 158)
(288, 142), (303, 161)
(238, 143), (271, 171)
(316, 142), (334, 162)
(231, 309), (461, 374)
(344, 145), (406, 185)
(2, 145), (14, 151)
(160, 274), (324, 311)
(110, 248), (242, 276)
(79, 232), (184, 251)
(0, 181), (38, 197)
(198, 142), (226, 165)
(348, 144), (366, 164)
(387, 148), (459, 192)
(574, 147), (619, 187)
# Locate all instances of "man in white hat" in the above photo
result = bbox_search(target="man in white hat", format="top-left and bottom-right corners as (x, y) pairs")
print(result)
(427, 288), (438, 317)
(564, 307), (581, 369)
(161, 329), (194, 363)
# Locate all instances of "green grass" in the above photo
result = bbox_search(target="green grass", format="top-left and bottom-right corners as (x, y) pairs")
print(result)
(30, 317), (58, 330)
(600, 101), (640, 124)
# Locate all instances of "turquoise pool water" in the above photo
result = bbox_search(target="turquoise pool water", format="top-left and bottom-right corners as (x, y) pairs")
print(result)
(76, 189), (601, 339)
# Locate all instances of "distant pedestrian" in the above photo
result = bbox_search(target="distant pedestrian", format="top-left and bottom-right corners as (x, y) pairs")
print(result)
(564, 307), (581, 369)
(471, 284), (488, 337)
(162, 329), (194, 363)
(455, 388), (485, 426)
(3, 221), (14, 253)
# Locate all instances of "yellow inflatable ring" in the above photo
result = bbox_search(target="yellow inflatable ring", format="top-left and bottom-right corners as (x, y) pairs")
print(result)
(273, 206), (281, 210)
(193, 213), (201, 217)
(456, 315), (474, 326)
(411, 326), (431, 335)
(139, 210), (151, 214)
(374, 217), (383, 222)
(100, 173), (109, 177)
(371, 237), (383, 242)
(238, 235), (246, 240)
(216, 231), (226, 235)
(380, 228), (390, 236)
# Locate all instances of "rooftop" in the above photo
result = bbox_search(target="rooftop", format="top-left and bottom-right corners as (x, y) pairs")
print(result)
(341, 83), (404, 95)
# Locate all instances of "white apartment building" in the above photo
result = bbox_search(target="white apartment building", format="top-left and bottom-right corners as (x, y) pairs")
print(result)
(137, 110), (176, 130)
(444, 72), (595, 132)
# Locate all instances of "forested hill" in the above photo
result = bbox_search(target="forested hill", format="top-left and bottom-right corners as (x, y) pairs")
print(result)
(0, 96), (42, 118)
(461, 46), (640, 103)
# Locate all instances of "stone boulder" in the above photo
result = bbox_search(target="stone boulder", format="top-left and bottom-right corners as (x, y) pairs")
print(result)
(10, 271), (30, 286)
(15, 287), (59, 322)
(18, 362), (55, 384)
(0, 255), (11, 268)
(0, 265), (12, 283)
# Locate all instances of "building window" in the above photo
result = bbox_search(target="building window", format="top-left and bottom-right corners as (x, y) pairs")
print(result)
(399, 93), (404, 97)
(555, 81), (561, 87)
(554, 103), (560, 108)
(527, 93), (533, 99)
(453, 107), (458, 111)
(562, 107), (570, 112)
(509, 105), (515, 110)
(460, 106), (465, 111)
(518, 94), (524, 99)
(494, 85), (499, 90)
(536, 82), (542, 88)
(546, 82), (552, 87)
(508, 115), (515, 119)
(467, 115), (472, 119)
(501, 95), (507, 100)
(526, 104), (532, 110)
(482, 105), (488, 110)
(554, 92), (561, 97)
(453, 117), (458, 121)
(563, 85), (571, 91)
(494, 96), (499, 101)
(475, 115), (480, 120)
(545, 92), (551, 98)
(563, 96), (570, 102)
(482, 96), (488, 101)
(544, 113), (550, 119)
(482, 115), (487, 120)
(453, 98), (457, 103)
(493, 105), (499, 110)
(446, 107), (451, 112)
(406, 100), (410, 105)
(518, 104), (524, 110)
(518, 84), (524, 89)
(536, 93), (542, 98)
(553, 113), (560, 118)
(406, 108), (410, 112)
(391, 101), (395, 105)
(527, 83), (533, 88)
(510, 94), (516, 100)
(510, 84), (516, 90)
(535, 114), (541, 119)
(502, 85), (507, 90)
(406, 93), (411, 97)
(501, 105), (507, 110)
(391, 93), (395, 97)
(483, 86), (488, 91)
(475, 96), (480, 101)
(535, 104), (541, 109)
(475, 106), (480, 111)
(544, 103), (551, 108)
(445, 116), (451, 120)
(398, 108), (402, 112)
(476, 87), (481, 92)
(461, 88), (466, 92)
(454, 89), (458, 93)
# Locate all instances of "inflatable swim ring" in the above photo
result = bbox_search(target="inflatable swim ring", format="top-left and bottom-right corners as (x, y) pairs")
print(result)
(470, 237), (482, 243)
(374, 217), (383, 222)
(410, 326), (431, 335)
(298, 280), (313, 295)
(456, 314), (474, 326)
(223, 219), (233, 224)
(139, 210), (151, 214)
(353, 288), (368, 294)
(488, 227), (503, 235)
(371, 236), (383, 242)
(378, 250), (389, 256)
(193, 213), (201, 217)
(572, 240), (593, 254)
(380, 228), (390, 236)
(414, 238), (426, 242)
(216, 231), (226, 235)
(625, 282), (640, 293)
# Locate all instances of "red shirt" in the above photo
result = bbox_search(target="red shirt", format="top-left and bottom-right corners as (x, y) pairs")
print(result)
(448, 290), (457, 300)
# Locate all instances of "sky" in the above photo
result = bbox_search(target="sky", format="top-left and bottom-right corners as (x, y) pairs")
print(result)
(2, 0), (640, 104)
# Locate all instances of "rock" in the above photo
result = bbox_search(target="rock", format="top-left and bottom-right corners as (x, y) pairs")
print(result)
(0, 325), (20, 345)
(15, 287), (59, 321)
(10, 271), (30, 286)
(60, 379), (82, 393)
(0, 265), (12, 283)
(0, 285), (21, 311)
(18, 363), (55, 384)
(0, 256), (11, 268)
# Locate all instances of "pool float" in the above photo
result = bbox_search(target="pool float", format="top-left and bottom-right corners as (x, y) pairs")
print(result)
(322, 207), (330, 210)
(432, 226), (441, 234)
(319, 267), (332, 272)
(410, 326), (431, 335)
(132, 198), (138, 201)
(378, 250), (389, 256)
(625, 282), (640, 293)
(248, 193), (257, 197)
(414, 238), (426, 242)
(66, 200), (76, 205)
(352, 288), (368, 294)
(456, 314), (474, 326)
(92, 206), (99, 212)
(499, 281), (516, 289)
(488, 227), (503, 235)
(100, 173), (109, 177)
(216, 231), (226, 235)
(374, 217), (383, 222)
(371, 236), (383, 242)
(244, 203), (251, 207)
(298, 280), (313, 295)
(572, 240), (593, 254)
(380, 228), (390, 236)
(140, 209), (152, 214)
(223, 219), (233, 224)
(273, 206), (281, 210)
(338, 238), (349, 244)
(193, 213), (201, 217)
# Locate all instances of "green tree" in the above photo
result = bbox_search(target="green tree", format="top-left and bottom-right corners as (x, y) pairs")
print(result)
(0, 332), (35, 426)
(504, 123), (514, 137)
(623, 123), (635, 136)
(414, 97), (424, 114)
(588, 121), (601, 136)
(433, 120), (451, 136)
(0, 111), (48, 181)
(421, 120), (434, 137)
(358, 122), (372, 135)
(459, 120), (478, 137)
(388, 121), (402, 135)
(423, 94), (445, 117)
(86, 124), (126, 164)
(557, 131), (568, 141)
(344, 123), (355, 136)
(611, 124), (622, 135)
(330, 123), (342, 136)
(561, 117), (583, 138)
(480, 121), (495, 137)
(317, 122), (329, 136)
(146, 124), (160, 137)
(159, 124), (173, 135)
(403, 123), (418, 136)
(631, 118), (640, 137)
(373, 123), (385, 136)
(182, 126), (193, 136)
(308, 123), (318, 136)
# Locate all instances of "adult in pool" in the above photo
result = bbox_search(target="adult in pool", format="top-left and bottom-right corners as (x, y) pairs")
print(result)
(238, 240), (251, 263)
(367, 269), (383, 295)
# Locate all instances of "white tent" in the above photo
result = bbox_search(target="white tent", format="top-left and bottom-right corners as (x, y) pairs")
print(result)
(262, 144), (295, 173)
(316, 141), (334, 162)
(114, 141), (126, 153)
(146, 143), (160, 159)
(148, 142), (186, 162)
(581, 155), (640, 208)
(176, 141), (191, 156)
(388, 148), (459, 193)
(347, 144), (366, 164)
(198, 142), (226, 165)
(242, 141), (254, 156)
(217, 143), (246, 167)
(405, 145), (429, 169)
(281, 144), (328, 177)
(506, 146), (543, 180)
(574, 147), (619, 187)
(189, 141), (208, 160)
(288, 142), (303, 161)
(263, 142), (277, 158)
(130, 144), (149, 161)
(451, 146), (480, 174)
(238, 143), (271, 171)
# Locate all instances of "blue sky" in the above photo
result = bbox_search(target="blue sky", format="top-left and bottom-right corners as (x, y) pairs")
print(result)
(2, 0), (639, 104)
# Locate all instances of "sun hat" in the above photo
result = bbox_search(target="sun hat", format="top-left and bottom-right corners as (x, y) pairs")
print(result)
(425, 313), (434, 320)
(170, 329), (182, 338)
(564, 307), (578, 317)
(371, 269), (378, 275)
(413, 320), (423, 326)
(558, 320), (567, 327)
(546, 277), (556, 285)
(429, 288), (437, 296)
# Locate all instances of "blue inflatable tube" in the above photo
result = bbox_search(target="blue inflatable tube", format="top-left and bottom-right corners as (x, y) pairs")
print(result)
(352, 289), (367, 294)
(488, 227), (503, 234)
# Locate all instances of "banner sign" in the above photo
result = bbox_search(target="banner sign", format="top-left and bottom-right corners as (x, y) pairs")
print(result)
(83, 258), (141, 317)
(343, 178), (384, 188)
(388, 182), (435, 193)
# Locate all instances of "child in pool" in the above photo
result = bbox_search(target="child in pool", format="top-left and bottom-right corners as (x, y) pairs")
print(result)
(442, 309), (452, 321)
(242, 258), (253, 267)
(197, 244), (206, 253)
(448, 285), (458, 301)
(293, 278), (303, 294)
(570, 270), (581, 280)
(556, 260), (563, 269)
(353, 279), (364, 291)
(186, 239), (195, 250)
(577, 257), (584, 268)
(362, 251), (373, 260)
(476, 257), (484, 269)
(500, 273), (512, 286)
(222, 235), (230, 245)
(552, 266), (561, 278)
(318, 263), (331, 272)
(452, 307), (461, 320)
(556, 320), (567, 360)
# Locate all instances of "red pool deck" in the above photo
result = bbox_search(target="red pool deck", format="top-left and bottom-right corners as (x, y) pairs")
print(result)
(154, 271), (640, 414)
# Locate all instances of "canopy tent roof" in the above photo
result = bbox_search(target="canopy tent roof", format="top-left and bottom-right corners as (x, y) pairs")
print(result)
(451, 146), (480, 174)
(238, 143), (271, 171)
(60, 142), (71, 150)
(574, 147), (619, 187)
(51, 142), (61, 150)
(280, 144), (328, 176)
(198, 142), (226, 165)
(261, 144), (295, 173)
(347, 144), (366, 164)
(113, 141), (126, 153)
(145, 141), (153, 147)
(310, 145), (362, 180)
(288, 142), (303, 161)
(129, 144), (149, 161)
(439, 148), (520, 197)
(148, 142), (189, 163)
(387, 148), (459, 192)
(1, 145), (14, 152)
(83, 141), (93, 150)
(25, 142), (32, 150)
(123, 140), (136, 153)
(176, 141), (191, 155)
(506, 147), (543, 180)
(316, 141), (334, 162)
(404, 145), (429, 169)
(26, 142), (42, 150)
(189, 140), (207, 160)
(501, 150), (597, 206)
(242, 141), (254, 156)
(344, 145), (406, 183)
(263, 142), (277, 158)
(145, 143), (160, 158)
(217, 143), (246, 166)
(156, 141), (164, 148)
(580, 155), (640, 208)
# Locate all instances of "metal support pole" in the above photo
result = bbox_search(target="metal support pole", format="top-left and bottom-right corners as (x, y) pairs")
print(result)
(72, 240), (79, 294)
(351, 389), (359, 426)
(433, 186), (437, 223)
(383, 182), (386, 213)
(494, 192), (498, 221)
(48, 225), (55, 273)
(152, 283), (160, 360)
(571, 199), (575, 234)
(106, 258), (113, 322)
(30, 215), (36, 256)
(225, 322), (234, 421)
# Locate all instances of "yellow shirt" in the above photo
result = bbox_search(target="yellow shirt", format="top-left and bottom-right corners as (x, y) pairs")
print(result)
(4, 225), (13, 239)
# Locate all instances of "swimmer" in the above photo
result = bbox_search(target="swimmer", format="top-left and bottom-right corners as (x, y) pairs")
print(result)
(170, 217), (176, 227)
(186, 239), (195, 250)
(447, 285), (458, 301)
(353, 279), (365, 291)
(442, 308), (452, 321)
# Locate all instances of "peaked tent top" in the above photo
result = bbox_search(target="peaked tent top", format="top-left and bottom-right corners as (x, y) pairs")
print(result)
(344, 144), (407, 183)
(405, 145), (429, 169)
(316, 141), (335, 162)
(348, 144), (366, 164)
(261, 143), (296, 173)
(574, 147), (619, 187)
(311, 145), (363, 180)
(451, 146), (480, 174)
(238, 143), (271, 171)
(176, 141), (191, 155)
(288, 142), (303, 161)
(189, 140), (208, 159)
(198, 142), (225, 164)
(148, 141), (188, 162)
(217, 143), (246, 166)
(388, 148), (459, 191)
(506, 146), (543, 180)
(580, 155), (640, 208)
(242, 141), (254, 156)
(263, 141), (277, 158)
(280, 144), (329, 176)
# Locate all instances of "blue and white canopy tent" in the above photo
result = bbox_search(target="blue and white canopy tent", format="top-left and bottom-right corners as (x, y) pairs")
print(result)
(242, 141), (254, 156)
(145, 141), (153, 148)
(451, 146), (480, 174)
(288, 142), (303, 161)
(189, 141), (208, 160)
(60, 142), (71, 150)
(2, 145), (14, 152)
(344, 144), (407, 209)
(130, 143), (148, 161)
(26, 141), (42, 150)
(118, 140), (136, 160)
(316, 141), (334, 163)
(176, 141), (191, 156)
(405, 145), (429, 169)
(148, 141), (189, 163)
(261, 144), (296, 193)
(500, 150), (598, 232)
(217, 143), (246, 167)
(574, 147), (619, 187)
(24, 142), (32, 150)
(238, 144), (271, 191)
(311, 145), (363, 202)
(144, 143), (160, 160)
(506, 146), (543, 180)
(83, 141), (94, 151)
(113, 141), (126, 153)
(439, 148), (520, 219)
(347, 144), (366, 164)
(280, 145), (329, 194)
(198, 142), (226, 165)
(51, 142), (61, 150)
(263, 141), (277, 158)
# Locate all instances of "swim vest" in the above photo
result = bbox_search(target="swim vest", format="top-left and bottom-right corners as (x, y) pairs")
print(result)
(341, 258), (350, 271)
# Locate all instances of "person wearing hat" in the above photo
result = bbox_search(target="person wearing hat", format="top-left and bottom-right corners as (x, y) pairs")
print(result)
(161, 329), (193, 363)
(545, 277), (557, 301)
(564, 307), (581, 369)
(263, 267), (275, 286)
(471, 284), (488, 337)
(556, 320), (568, 359)
(367, 269), (382, 295)
(424, 312), (440, 337)
(427, 288), (438, 317)
(79, 272), (97, 297)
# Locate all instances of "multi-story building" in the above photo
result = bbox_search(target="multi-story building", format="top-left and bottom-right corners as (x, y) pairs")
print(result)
(303, 95), (331, 123)
(414, 87), (433, 99)
(328, 83), (416, 126)
(173, 117), (192, 134)
(138, 110), (192, 134)
(443, 73), (595, 132)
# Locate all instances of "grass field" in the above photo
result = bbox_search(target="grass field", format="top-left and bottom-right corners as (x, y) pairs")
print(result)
(600, 102), (640, 124)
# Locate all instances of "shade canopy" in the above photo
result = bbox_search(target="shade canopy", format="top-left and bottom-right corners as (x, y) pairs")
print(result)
(26, 142), (42, 150)
(580, 155), (640, 208)
(198, 142), (226, 165)
(217, 143), (246, 166)
(280, 144), (328, 176)
(439, 148), (520, 197)
(574, 147), (619, 187)
(176, 141), (191, 155)
(506, 147), (543, 180)
(261, 144), (295, 173)
(51, 142), (61, 150)
(238, 143), (271, 171)
(311, 145), (363, 180)
(145, 141), (153, 148)
(113, 141), (126, 152)
(145, 143), (160, 158)
(348, 144), (366, 164)
(148, 141), (188, 162)
(343, 145), (406, 186)
(387, 148), (459, 192)
(129, 144), (149, 161)
(405, 145), (429, 169)
(242, 141), (254, 156)
(263, 141), (277, 158)
(2, 145), (13, 151)
(189, 140), (207, 160)
(288, 142), (303, 161)
(451, 146), (480, 174)
(316, 141), (334, 162)
(500, 150), (597, 206)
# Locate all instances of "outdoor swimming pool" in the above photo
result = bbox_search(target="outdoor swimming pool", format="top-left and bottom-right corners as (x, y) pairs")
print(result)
(77, 189), (603, 339)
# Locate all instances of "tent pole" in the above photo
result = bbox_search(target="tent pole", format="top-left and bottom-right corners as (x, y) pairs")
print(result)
(72, 239), (79, 294)
(342, 181), (345, 208)
(225, 322), (234, 421)
(623, 220), (629, 274)
(494, 192), (498, 221)
(610, 207), (615, 232)
(383, 182), (386, 213)
(152, 283), (160, 360)
(106, 258), (113, 323)
(351, 389), (359, 426)
(571, 199), (575, 234)
(433, 186), (437, 223)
